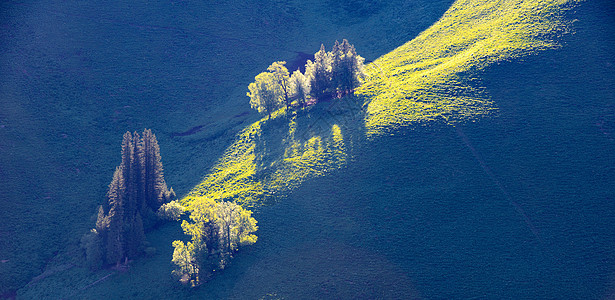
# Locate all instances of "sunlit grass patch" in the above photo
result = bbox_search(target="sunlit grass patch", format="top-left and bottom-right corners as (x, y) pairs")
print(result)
(183, 0), (581, 210)
(182, 103), (353, 209)
(357, 0), (582, 137)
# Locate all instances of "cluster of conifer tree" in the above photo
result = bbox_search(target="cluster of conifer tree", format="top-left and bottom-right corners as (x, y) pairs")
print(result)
(81, 129), (176, 270)
(172, 198), (257, 286)
(247, 39), (365, 118)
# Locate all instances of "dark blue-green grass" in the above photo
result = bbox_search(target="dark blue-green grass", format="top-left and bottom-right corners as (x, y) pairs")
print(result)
(0, 0), (456, 297)
(16, 0), (615, 298)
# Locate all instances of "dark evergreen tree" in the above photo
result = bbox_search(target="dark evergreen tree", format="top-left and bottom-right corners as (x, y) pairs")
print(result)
(119, 131), (146, 259)
(80, 229), (103, 271)
(306, 44), (333, 100)
(121, 132), (138, 228)
(105, 166), (125, 265)
(140, 129), (171, 212)
(331, 40), (343, 91)
(126, 213), (146, 258)
(132, 131), (146, 215)
(83, 129), (174, 268)
(94, 205), (109, 261)
(95, 205), (108, 233)
(335, 39), (365, 93)
(140, 129), (155, 211)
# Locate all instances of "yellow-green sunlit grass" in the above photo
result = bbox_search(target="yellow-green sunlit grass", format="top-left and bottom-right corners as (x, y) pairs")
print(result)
(183, 0), (581, 209)
(181, 108), (348, 209)
(357, 0), (581, 137)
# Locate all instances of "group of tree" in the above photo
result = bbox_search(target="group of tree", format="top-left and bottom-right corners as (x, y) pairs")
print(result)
(171, 198), (258, 286)
(247, 39), (366, 118)
(81, 129), (179, 270)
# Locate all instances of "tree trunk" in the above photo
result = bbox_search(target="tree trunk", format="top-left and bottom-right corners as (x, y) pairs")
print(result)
(226, 224), (231, 253)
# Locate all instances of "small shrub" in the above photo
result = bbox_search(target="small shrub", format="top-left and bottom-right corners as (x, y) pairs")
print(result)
(156, 201), (185, 221)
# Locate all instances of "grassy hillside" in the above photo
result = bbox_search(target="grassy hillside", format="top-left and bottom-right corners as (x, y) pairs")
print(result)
(180, 101), (361, 209)
(8, 0), (615, 298)
(358, 0), (582, 136)
(0, 0), (455, 296)
(181, 0), (581, 212)
(175, 0), (613, 298)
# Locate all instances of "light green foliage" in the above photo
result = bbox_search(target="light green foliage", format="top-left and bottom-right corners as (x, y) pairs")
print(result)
(356, 0), (581, 137)
(216, 201), (240, 253)
(171, 240), (199, 285)
(172, 199), (257, 285)
(289, 69), (310, 107)
(181, 197), (216, 249)
(267, 61), (292, 108)
(237, 209), (258, 246)
(247, 72), (285, 118)
(156, 200), (185, 221)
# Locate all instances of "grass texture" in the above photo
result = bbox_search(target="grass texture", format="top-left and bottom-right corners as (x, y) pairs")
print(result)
(358, 0), (581, 136)
(11, 0), (588, 297)
(182, 102), (359, 209)
(183, 0), (581, 209)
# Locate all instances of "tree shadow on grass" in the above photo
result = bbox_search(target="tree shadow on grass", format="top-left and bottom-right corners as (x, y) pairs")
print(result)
(249, 94), (368, 206)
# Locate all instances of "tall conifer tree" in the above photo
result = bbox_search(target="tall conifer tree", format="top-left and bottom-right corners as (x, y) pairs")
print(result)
(306, 44), (332, 100)
(105, 166), (125, 265)
(140, 129), (170, 211)
(331, 40), (343, 90)
(336, 39), (365, 93)
(84, 129), (174, 267)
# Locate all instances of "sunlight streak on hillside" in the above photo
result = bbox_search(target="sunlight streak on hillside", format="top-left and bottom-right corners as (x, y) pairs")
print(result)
(358, 0), (582, 137)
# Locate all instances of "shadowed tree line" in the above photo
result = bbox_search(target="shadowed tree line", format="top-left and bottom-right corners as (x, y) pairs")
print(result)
(247, 39), (366, 118)
(81, 129), (178, 270)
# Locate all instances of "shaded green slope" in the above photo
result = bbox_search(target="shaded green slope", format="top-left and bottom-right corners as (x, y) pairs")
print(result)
(183, 0), (581, 209)
(9, 0), (604, 295)
(6, 0), (457, 297)
(181, 102), (362, 209)
(176, 1), (614, 298)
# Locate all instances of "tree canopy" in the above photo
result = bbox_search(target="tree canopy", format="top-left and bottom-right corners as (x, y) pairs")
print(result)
(247, 71), (284, 118)
(172, 198), (257, 286)
(247, 39), (365, 115)
(289, 69), (310, 107)
(332, 39), (365, 92)
(267, 61), (292, 109)
(306, 44), (333, 100)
